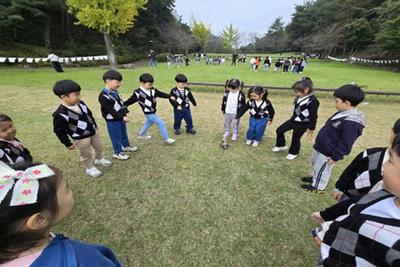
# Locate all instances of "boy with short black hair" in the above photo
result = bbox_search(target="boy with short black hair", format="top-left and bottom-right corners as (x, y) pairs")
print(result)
(124, 73), (175, 144)
(53, 79), (111, 177)
(98, 70), (137, 161)
(301, 84), (366, 193)
(169, 74), (197, 135)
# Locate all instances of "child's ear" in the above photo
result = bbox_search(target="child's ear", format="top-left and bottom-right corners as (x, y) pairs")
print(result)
(25, 212), (51, 230)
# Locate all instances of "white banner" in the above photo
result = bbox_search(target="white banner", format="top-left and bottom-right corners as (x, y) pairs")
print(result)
(0, 55), (109, 64)
(8, 57), (16, 63)
(327, 56), (348, 62)
(0, 57), (6, 63)
(17, 58), (25, 63)
(34, 58), (41, 63)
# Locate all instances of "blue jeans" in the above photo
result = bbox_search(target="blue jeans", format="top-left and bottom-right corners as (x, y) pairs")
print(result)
(174, 108), (193, 130)
(139, 114), (169, 140)
(246, 116), (268, 142)
(106, 120), (130, 154)
(149, 59), (157, 68)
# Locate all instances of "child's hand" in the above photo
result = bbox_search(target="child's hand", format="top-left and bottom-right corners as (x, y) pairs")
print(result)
(311, 212), (324, 224)
(306, 129), (314, 137)
(313, 236), (322, 247)
(67, 144), (76, 150)
(177, 106), (182, 110)
(170, 96), (176, 100)
(268, 120), (273, 125)
(123, 116), (129, 122)
(326, 158), (336, 165)
(332, 191), (344, 202)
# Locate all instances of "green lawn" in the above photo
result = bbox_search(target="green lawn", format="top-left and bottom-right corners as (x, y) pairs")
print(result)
(0, 62), (399, 266)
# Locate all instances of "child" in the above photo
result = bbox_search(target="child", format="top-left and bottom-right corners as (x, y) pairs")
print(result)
(313, 118), (400, 202)
(272, 77), (320, 160)
(0, 114), (32, 165)
(53, 80), (111, 178)
(169, 74), (197, 135)
(311, 134), (400, 266)
(0, 162), (122, 266)
(301, 84), (365, 193)
(221, 78), (246, 141)
(124, 73), (175, 144)
(99, 70), (137, 161)
(235, 86), (275, 147)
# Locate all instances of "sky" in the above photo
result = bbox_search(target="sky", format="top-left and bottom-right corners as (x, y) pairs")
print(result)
(174, 0), (306, 43)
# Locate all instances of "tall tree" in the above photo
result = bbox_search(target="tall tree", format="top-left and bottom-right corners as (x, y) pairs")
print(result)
(220, 23), (240, 51)
(190, 19), (211, 52)
(66, 0), (147, 67)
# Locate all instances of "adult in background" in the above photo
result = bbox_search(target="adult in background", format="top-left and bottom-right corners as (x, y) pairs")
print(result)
(231, 52), (238, 66)
(48, 52), (64, 73)
(148, 49), (157, 68)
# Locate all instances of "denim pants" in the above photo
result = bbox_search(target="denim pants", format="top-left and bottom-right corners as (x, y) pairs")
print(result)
(174, 108), (193, 130)
(106, 120), (130, 154)
(246, 116), (268, 142)
(139, 114), (169, 140)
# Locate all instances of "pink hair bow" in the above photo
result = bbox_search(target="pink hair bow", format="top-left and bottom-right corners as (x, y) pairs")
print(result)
(0, 162), (55, 206)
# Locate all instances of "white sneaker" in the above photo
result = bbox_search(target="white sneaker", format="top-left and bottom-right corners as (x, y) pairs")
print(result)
(113, 153), (129, 160)
(85, 167), (102, 177)
(137, 135), (152, 140)
(94, 158), (112, 167)
(272, 146), (288, 152)
(252, 141), (259, 147)
(285, 154), (298, 160)
(245, 140), (252, 146)
(123, 145), (138, 152)
(164, 138), (175, 145)
(232, 133), (238, 141)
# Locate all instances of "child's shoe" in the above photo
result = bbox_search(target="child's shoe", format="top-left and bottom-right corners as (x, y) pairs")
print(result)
(94, 158), (112, 167)
(232, 133), (238, 141)
(285, 154), (298, 160)
(245, 139), (252, 146)
(123, 145), (138, 152)
(113, 153), (129, 160)
(186, 129), (196, 135)
(272, 146), (288, 152)
(85, 167), (102, 177)
(174, 129), (181, 135)
(138, 135), (152, 140)
(164, 138), (175, 144)
(252, 141), (259, 147)
(301, 184), (326, 194)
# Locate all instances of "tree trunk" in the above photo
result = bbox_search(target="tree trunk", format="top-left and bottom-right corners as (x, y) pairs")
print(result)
(44, 13), (51, 49)
(66, 14), (72, 41)
(103, 33), (118, 68)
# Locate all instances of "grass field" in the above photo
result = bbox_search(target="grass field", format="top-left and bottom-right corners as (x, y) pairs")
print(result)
(0, 60), (399, 266)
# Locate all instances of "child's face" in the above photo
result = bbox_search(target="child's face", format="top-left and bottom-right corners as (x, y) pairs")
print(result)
(52, 176), (74, 225)
(141, 82), (153, 89)
(0, 120), (16, 141)
(176, 82), (186, 89)
(229, 87), (239, 92)
(106, 79), (121, 90)
(335, 97), (352, 111)
(383, 149), (400, 197)
(61, 91), (81, 106)
(250, 92), (262, 101)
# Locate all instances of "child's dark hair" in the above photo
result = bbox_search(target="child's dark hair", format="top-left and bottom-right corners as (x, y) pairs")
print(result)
(53, 80), (81, 97)
(248, 86), (268, 100)
(175, 74), (188, 83)
(391, 133), (400, 157)
(0, 163), (63, 263)
(0, 114), (12, 123)
(333, 84), (365, 106)
(393, 119), (400, 135)
(225, 78), (243, 90)
(292, 77), (313, 94)
(139, 73), (154, 83)
(102, 69), (123, 82)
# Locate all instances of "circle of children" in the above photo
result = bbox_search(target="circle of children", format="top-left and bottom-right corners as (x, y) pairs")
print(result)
(0, 68), (399, 266)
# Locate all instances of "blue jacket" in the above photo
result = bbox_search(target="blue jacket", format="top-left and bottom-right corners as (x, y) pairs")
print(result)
(31, 234), (122, 267)
(314, 109), (365, 161)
